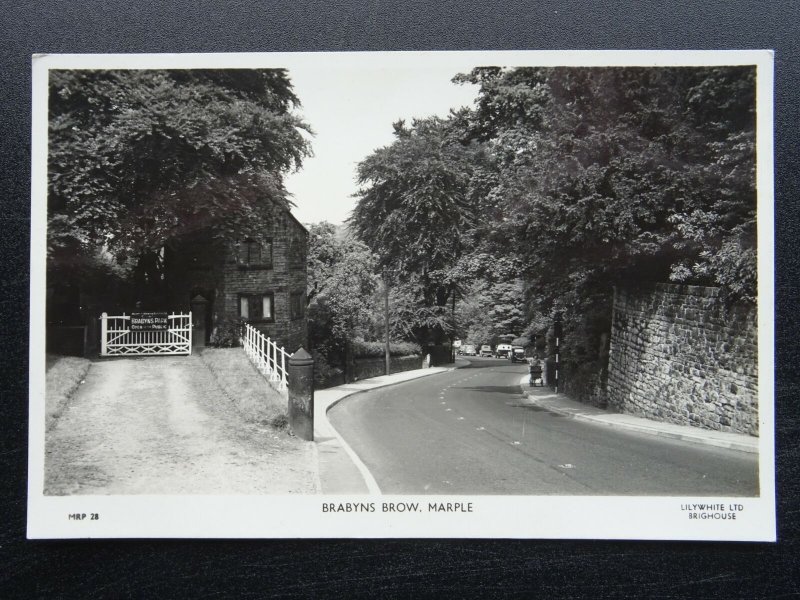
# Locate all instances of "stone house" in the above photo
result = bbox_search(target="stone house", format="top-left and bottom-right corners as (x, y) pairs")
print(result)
(166, 209), (309, 352)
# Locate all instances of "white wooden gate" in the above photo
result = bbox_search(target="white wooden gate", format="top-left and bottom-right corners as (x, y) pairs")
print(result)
(100, 312), (192, 356)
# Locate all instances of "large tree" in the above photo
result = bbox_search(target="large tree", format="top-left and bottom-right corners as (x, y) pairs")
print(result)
(350, 116), (490, 344)
(455, 66), (756, 305)
(451, 253), (527, 346)
(48, 69), (311, 304)
(453, 66), (756, 399)
(305, 223), (378, 336)
(304, 222), (379, 378)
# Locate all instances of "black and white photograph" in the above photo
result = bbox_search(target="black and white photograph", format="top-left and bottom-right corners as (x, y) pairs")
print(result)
(27, 50), (775, 540)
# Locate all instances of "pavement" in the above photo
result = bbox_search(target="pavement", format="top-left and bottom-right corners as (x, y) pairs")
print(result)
(313, 360), (758, 494)
(518, 375), (759, 455)
(314, 360), (469, 494)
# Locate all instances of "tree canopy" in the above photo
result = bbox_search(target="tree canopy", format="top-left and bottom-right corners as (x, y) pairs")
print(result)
(350, 116), (495, 343)
(351, 65), (756, 398)
(461, 66), (756, 398)
(304, 222), (381, 382)
(456, 66), (756, 307)
(305, 223), (378, 342)
(48, 69), (312, 277)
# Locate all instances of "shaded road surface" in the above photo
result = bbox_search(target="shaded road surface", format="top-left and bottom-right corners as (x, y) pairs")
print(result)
(45, 356), (316, 495)
(328, 358), (758, 495)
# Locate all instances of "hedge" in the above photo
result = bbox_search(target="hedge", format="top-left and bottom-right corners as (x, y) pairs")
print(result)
(350, 339), (422, 359)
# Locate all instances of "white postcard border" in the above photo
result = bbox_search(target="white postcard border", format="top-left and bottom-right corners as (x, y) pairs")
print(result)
(28, 49), (776, 541)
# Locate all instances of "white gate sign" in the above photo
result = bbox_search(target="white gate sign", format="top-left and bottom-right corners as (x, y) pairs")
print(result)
(100, 312), (192, 356)
(130, 312), (169, 331)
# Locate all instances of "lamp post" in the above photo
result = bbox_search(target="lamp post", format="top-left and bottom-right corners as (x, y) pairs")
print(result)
(383, 268), (391, 376)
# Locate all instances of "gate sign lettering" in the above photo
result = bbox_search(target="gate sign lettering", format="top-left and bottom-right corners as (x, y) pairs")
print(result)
(130, 312), (169, 331)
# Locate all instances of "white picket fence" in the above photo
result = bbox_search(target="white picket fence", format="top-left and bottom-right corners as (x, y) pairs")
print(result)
(100, 312), (192, 356)
(240, 323), (291, 392)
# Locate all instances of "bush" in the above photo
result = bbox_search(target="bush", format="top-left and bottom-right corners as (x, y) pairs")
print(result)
(349, 339), (422, 359)
(390, 341), (423, 357)
(348, 339), (382, 358)
(210, 318), (244, 347)
(312, 350), (344, 388)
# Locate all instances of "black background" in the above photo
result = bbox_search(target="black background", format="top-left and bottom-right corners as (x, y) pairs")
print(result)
(2, 1), (798, 598)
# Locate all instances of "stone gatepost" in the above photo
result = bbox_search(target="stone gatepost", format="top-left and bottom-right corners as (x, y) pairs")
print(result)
(287, 347), (314, 441)
(190, 294), (208, 348)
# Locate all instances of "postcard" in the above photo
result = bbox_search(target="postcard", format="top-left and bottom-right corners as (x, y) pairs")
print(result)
(28, 50), (775, 540)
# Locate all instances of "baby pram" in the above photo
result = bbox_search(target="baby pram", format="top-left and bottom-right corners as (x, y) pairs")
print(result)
(528, 361), (543, 387)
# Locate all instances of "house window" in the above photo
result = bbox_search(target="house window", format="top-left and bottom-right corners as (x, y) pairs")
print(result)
(290, 291), (305, 320)
(245, 240), (261, 264)
(238, 238), (272, 268)
(239, 293), (274, 322)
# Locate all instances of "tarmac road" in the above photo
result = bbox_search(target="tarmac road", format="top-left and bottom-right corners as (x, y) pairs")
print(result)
(327, 357), (759, 495)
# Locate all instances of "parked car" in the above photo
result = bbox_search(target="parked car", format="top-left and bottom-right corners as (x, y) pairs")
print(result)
(510, 346), (526, 363)
(479, 344), (493, 357)
(462, 344), (477, 356)
(495, 343), (512, 359)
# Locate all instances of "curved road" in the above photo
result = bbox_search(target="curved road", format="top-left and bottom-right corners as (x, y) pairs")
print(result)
(328, 358), (758, 496)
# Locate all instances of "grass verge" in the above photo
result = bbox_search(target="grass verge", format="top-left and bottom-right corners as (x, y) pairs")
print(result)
(199, 347), (289, 430)
(46, 354), (91, 431)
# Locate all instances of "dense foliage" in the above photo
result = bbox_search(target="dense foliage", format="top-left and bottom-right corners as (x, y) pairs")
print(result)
(305, 222), (429, 384)
(352, 66), (756, 401)
(457, 66), (756, 305)
(48, 69), (311, 306)
(459, 66), (756, 400)
(305, 222), (380, 375)
(452, 254), (527, 347)
(348, 339), (422, 359)
(350, 117), (494, 344)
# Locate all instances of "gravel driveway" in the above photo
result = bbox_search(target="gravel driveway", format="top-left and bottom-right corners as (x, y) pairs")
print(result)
(45, 356), (317, 495)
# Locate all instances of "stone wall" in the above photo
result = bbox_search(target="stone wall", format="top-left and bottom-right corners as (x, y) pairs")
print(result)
(350, 355), (426, 382)
(316, 354), (425, 389)
(607, 283), (758, 436)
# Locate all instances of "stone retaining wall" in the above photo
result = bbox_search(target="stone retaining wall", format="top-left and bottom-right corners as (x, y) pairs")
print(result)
(607, 283), (758, 436)
(316, 354), (425, 389)
(350, 354), (426, 382)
